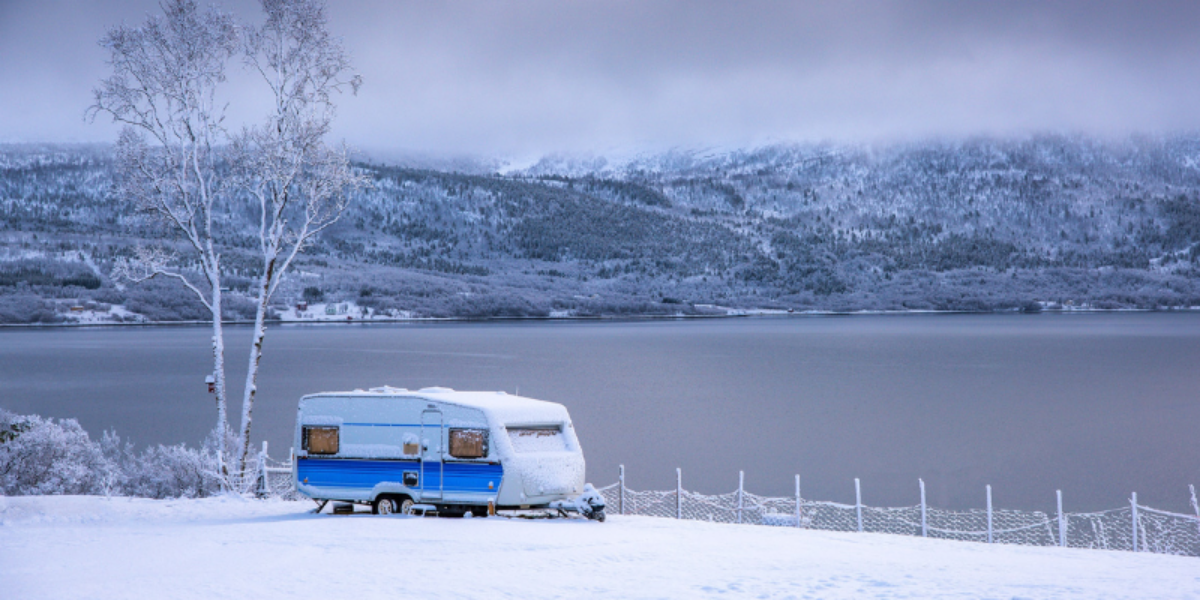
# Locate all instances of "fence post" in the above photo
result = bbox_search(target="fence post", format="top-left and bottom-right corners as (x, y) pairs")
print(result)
(795, 474), (802, 529)
(256, 441), (269, 498)
(1131, 492), (1138, 552)
(986, 485), (993, 544)
(919, 479), (927, 538)
(1190, 484), (1200, 538)
(676, 468), (682, 520)
(619, 465), (626, 515)
(855, 478), (863, 533)
(737, 470), (744, 524)
(1057, 490), (1066, 547)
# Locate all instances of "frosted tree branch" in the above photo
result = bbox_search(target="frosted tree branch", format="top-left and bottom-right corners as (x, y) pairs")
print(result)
(111, 246), (214, 312)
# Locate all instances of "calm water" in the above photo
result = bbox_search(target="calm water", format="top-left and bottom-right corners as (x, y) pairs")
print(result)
(2, 313), (1197, 512)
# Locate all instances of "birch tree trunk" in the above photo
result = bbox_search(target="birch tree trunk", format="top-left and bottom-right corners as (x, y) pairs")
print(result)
(210, 278), (229, 479)
(237, 255), (275, 475)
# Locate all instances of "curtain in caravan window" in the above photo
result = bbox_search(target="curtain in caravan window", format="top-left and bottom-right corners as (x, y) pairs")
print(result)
(303, 426), (339, 454)
(449, 428), (488, 459)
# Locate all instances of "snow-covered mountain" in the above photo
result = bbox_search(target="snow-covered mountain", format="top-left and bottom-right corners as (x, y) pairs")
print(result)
(1, 136), (1199, 323)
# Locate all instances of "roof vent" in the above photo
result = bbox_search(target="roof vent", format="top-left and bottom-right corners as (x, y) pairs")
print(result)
(369, 386), (408, 394)
(418, 386), (454, 394)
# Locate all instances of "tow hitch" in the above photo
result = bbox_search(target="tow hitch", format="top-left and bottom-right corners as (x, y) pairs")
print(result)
(549, 483), (607, 521)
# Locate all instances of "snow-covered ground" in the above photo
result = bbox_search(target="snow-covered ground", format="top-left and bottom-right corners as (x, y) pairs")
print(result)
(2, 496), (1196, 599)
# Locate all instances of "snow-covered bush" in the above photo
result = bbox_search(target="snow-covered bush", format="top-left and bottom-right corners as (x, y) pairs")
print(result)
(124, 443), (220, 499)
(1, 409), (221, 498)
(0, 409), (115, 495)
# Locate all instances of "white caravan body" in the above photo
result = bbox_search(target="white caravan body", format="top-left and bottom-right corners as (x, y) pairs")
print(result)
(293, 387), (586, 510)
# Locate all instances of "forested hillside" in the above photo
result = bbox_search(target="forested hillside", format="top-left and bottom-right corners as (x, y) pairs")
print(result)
(2, 137), (1199, 323)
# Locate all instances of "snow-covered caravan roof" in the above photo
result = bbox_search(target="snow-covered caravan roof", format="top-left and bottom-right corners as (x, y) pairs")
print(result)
(302, 386), (572, 425)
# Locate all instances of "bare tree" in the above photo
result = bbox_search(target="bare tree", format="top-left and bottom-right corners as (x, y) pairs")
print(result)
(232, 0), (366, 473)
(92, 0), (364, 485)
(88, 0), (240, 480)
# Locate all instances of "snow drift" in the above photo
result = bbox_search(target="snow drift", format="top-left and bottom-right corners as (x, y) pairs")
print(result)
(1, 495), (1196, 599)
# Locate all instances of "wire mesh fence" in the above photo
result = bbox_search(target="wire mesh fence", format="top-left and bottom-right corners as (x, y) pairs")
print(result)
(253, 450), (1200, 557)
(597, 468), (1200, 558)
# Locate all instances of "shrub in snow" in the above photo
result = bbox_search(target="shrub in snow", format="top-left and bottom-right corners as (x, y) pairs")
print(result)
(1, 409), (221, 498)
(119, 441), (220, 499)
(0, 409), (115, 495)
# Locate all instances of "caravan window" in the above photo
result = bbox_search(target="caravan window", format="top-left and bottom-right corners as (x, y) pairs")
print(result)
(507, 426), (567, 453)
(303, 426), (339, 455)
(449, 428), (489, 459)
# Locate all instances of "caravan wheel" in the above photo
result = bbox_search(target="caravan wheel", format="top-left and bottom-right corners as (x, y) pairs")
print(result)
(373, 496), (397, 515)
(398, 497), (415, 515)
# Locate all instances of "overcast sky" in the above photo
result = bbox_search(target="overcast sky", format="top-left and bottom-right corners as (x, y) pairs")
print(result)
(2, 0), (1200, 156)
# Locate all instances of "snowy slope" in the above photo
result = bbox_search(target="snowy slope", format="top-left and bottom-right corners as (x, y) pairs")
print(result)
(1, 495), (1196, 599)
(6, 138), (1200, 324)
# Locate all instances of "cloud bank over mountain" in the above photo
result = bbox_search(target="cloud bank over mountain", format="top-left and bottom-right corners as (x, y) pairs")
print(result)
(3, 1), (1200, 154)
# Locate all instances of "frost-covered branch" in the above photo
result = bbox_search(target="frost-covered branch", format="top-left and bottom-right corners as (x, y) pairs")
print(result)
(111, 246), (213, 312)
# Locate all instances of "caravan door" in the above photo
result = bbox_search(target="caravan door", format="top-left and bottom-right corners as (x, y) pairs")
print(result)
(419, 406), (444, 501)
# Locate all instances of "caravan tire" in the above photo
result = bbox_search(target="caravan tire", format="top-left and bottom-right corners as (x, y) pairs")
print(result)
(374, 496), (398, 515)
(398, 497), (415, 515)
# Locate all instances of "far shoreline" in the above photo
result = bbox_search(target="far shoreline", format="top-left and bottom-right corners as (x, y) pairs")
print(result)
(2, 305), (1197, 330)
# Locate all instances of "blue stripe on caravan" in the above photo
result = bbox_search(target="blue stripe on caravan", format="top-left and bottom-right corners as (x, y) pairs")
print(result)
(297, 458), (503, 493)
(342, 423), (429, 427)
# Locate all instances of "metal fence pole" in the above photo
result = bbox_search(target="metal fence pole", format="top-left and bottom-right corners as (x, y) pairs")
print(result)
(737, 470), (744, 524)
(919, 479), (927, 538)
(1190, 484), (1200, 538)
(676, 468), (682, 520)
(795, 474), (802, 529)
(986, 485), (993, 544)
(619, 465), (625, 515)
(855, 478), (863, 533)
(1057, 490), (1066, 547)
(1131, 492), (1139, 552)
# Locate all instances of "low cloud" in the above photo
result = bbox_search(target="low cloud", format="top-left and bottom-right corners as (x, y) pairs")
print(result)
(4, 0), (1200, 154)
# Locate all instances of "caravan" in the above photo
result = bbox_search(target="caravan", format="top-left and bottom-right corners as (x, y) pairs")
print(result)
(293, 386), (605, 520)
